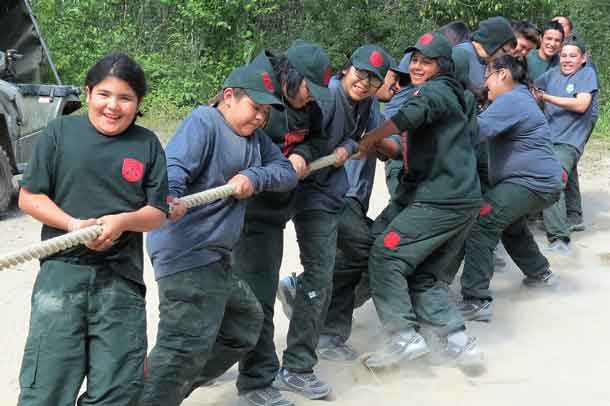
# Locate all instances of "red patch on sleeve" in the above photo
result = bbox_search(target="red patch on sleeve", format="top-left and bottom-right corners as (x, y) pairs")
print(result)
(122, 158), (144, 183)
(322, 66), (333, 87)
(419, 33), (434, 46)
(261, 72), (275, 92)
(561, 170), (568, 183)
(282, 129), (308, 156)
(369, 50), (384, 68)
(479, 202), (493, 217)
(383, 231), (401, 249)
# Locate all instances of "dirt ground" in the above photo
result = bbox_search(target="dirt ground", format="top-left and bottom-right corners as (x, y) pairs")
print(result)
(1, 140), (609, 405)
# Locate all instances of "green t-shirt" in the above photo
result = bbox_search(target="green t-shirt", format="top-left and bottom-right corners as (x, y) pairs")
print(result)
(527, 49), (558, 81)
(20, 115), (169, 284)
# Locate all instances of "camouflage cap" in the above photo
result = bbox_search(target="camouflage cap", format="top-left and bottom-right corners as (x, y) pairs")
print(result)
(286, 39), (333, 101)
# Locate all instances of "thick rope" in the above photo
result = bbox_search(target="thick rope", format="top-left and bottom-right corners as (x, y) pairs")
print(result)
(0, 153), (341, 271)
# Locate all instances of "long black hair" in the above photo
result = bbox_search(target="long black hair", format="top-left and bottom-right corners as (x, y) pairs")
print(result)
(270, 55), (305, 99)
(488, 54), (531, 88)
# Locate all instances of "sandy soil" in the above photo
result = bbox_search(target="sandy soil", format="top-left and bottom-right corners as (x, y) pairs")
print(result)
(1, 140), (610, 406)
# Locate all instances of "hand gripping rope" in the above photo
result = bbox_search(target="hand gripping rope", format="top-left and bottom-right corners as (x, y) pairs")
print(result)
(0, 153), (341, 271)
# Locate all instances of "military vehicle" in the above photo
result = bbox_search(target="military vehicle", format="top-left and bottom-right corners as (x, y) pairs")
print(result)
(0, 0), (81, 213)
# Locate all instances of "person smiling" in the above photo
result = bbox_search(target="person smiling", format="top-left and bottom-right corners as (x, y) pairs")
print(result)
(357, 32), (482, 370)
(527, 20), (565, 80)
(534, 39), (598, 254)
(17, 53), (170, 406)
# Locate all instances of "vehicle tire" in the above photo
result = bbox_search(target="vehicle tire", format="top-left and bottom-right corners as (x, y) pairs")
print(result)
(0, 146), (13, 213)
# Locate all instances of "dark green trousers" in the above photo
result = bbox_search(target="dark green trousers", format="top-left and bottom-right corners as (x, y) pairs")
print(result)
(235, 209), (337, 391)
(543, 143), (580, 243)
(141, 261), (263, 406)
(282, 210), (338, 372)
(384, 159), (403, 201)
(321, 197), (373, 341)
(461, 182), (559, 301)
(18, 260), (147, 406)
(369, 202), (477, 335)
(234, 222), (284, 394)
(565, 165), (582, 222)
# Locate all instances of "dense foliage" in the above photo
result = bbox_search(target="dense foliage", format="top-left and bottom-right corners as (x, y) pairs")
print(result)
(30, 0), (608, 126)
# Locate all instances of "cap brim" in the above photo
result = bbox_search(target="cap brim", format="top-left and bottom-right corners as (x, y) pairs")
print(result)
(245, 89), (285, 111)
(306, 79), (332, 102)
(352, 60), (385, 81)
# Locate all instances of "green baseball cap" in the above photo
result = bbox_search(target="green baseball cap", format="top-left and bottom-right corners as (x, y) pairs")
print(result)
(286, 39), (333, 101)
(385, 51), (409, 77)
(405, 32), (453, 60)
(351, 44), (393, 81)
(223, 61), (284, 110)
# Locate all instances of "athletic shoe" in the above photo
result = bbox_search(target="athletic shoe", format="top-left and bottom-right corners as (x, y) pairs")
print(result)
(568, 218), (586, 232)
(275, 368), (331, 400)
(435, 331), (485, 376)
(543, 240), (571, 256)
(523, 269), (559, 288)
(363, 328), (429, 368)
(458, 299), (492, 322)
(317, 335), (358, 362)
(238, 387), (294, 406)
(493, 250), (507, 268)
(277, 273), (297, 320)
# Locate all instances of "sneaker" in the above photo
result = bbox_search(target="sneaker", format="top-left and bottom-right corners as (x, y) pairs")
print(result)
(458, 299), (492, 322)
(435, 331), (485, 376)
(568, 219), (586, 232)
(523, 269), (559, 288)
(493, 251), (507, 268)
(238, 387), (294, 406)
(277, 273), (297, 320)
(543, 240), (571, 256)
(275, 368), (331, 400)
(363, 328), (429, 368)
(317, 335), (358, 362)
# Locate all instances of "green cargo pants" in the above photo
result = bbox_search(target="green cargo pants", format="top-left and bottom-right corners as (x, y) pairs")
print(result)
(282, 210), (338, 372)
(369, 202), (477, 336)
(543, 143), (580, 243)
(461, 182), (559, 301)
(321, 197), (373, 341)
(141, 260), (263, 406)
(18, 260), (147, 406)
(234, 222), (284, 394)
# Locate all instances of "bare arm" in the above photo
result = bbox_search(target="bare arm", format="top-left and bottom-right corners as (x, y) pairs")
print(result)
(18, 187), (94, 231)
(542, 92), (592, 114)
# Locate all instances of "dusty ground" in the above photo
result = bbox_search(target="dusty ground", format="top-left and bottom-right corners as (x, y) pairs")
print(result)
(1, 139), (609, 405)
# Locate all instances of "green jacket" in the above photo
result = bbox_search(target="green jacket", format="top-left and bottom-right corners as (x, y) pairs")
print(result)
(390, 74), (481, 208)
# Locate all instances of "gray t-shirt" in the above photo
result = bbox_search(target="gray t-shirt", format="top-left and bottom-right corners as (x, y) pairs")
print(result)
(455, 41), (486, 88)
(147, 106), (297, 279)
(535, 65), (598, 155)
(477, 84), (562, 193)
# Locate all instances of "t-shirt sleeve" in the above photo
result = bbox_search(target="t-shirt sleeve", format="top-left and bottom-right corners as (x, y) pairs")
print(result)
(164, 108), (211, 197)
(143, 135), (170, 214)
(390, 84), (447, 134)
(19, 120), (57, 195)
(477, 93), (523, 141)
(573, 67), (598, 95)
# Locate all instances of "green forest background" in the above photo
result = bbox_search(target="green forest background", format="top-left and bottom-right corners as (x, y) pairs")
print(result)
(30, 0), (610, 135)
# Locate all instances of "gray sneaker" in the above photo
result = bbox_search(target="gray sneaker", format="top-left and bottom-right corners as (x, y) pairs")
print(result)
(317, 335), (358, 362)
(363, 328), (429, 368)
(275, 368), (331, 400)
(543, 240), (571, 256)
(523, 269), (559, 288)
(459, 299), (492, 322)
(238, 387), (294, 406)
(433, 331), (485, 376)
(568, 218), (586, 232)
(277, 273), (297, 320)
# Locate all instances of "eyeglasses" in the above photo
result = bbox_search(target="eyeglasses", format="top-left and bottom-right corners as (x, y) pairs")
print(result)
(484, 69), (502, 82)
(353, 68), (383, 88)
